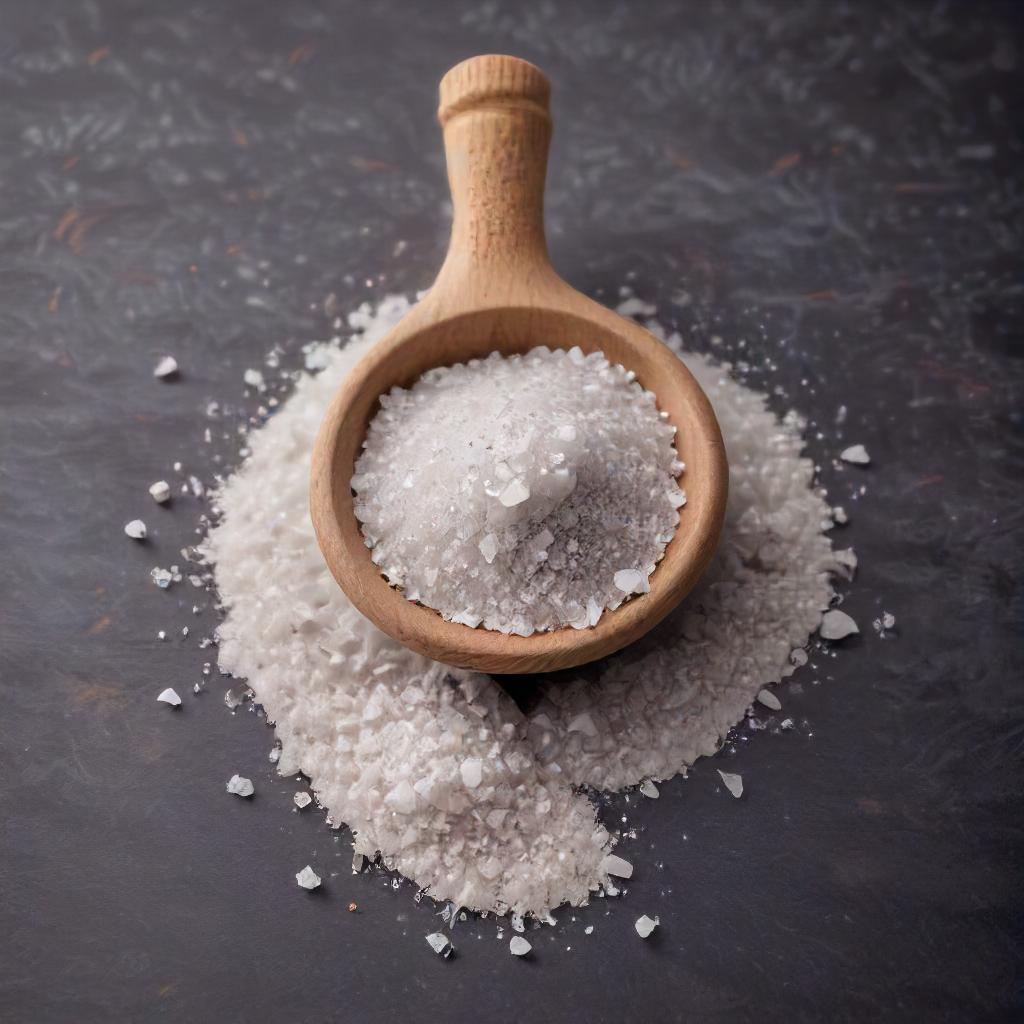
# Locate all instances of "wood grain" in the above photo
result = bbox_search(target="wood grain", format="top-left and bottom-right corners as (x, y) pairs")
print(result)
(310, 54), (728, 673)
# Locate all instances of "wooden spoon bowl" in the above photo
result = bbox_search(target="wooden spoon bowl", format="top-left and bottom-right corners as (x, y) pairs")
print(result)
(310, 55), (728, 674)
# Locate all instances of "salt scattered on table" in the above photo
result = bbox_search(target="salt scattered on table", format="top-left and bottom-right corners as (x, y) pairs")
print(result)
(832, 506), (848, 525)
(717, 770), (743, 798)
(150, 567), (173, 589)
(157, 687), (181, 707)
(840, 444), (871, 465)
(820, 609), (859, 640)
(584, 925), (594, 935)
(243, 368), (265, 391)
(124, 519), (147, 540)
(756, 688), (782, 711)
(600, 853), (633, 879)
(509, 936), (531, 957)
(425, 932), (453, 958)
(634, 914), (659, 938)
(294, 792), (312, 809)
(226, 774), (254, 797)
(153, 356), (178, 379)
(295, 865), (321, 890)
(639, 779), (659, 799)
(148, 480), (171, 504)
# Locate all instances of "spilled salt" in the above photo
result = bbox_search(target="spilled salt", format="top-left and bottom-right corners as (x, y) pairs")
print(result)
(202, 294), (846, 919)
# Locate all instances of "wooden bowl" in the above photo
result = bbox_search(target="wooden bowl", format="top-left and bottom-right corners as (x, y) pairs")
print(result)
(310, 55), (728, 674)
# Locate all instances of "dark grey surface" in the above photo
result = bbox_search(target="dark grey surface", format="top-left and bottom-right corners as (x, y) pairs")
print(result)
(2, 1), (1022, 1021)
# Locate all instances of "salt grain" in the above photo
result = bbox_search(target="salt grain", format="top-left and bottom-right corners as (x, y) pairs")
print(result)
(840, 444), (870, 465)
(820, 609), (859, 640)
(634, 914), (659, 938)
(294, 792), (312, 809)
(124, 519), (147, 540)
(509, 936), (532, 956)
(149, 480), (171, 504)
(639, 779), (659, 799)
(226, 774), (254, 797)
(601, 853), (633, 879)
(153, 356), (178, 379)
(756, 688), (782, 711)
(717, 770), (743, 798)
(295, 865), (321, 890)
(425, 932), (453, 958)
(157, 687), (181, 707)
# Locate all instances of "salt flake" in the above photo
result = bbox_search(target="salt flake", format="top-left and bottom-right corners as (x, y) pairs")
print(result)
(509, 936), (532, 956)
(425, 932), (453, 958)
(840, 444), (870, 465)
(157, 687), (181, 707)
(295, 865), (321, 890)
(635, 914), (659, 938)
(153, 356), (178, 379)
(820, 609), (859, 640)
(226, 774), (254, 798)
(600, 853), (633, 879)
(717, 770), (743, 798)
(124, 519), (147, 540)
(148, 480), (171, 504)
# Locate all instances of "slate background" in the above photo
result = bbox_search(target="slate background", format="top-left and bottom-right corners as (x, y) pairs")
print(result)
(1, 1), (1022, 1021)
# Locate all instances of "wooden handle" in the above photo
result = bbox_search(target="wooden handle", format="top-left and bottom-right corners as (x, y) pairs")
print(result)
(436, 55), (553, 283)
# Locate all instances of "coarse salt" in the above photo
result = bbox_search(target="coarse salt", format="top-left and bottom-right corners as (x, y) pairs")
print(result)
(202, 295), (848, 919)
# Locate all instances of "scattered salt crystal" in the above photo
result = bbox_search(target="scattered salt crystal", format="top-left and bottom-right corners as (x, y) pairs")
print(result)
(226, 774), (254, 797)
(295, 865), (321, 890)
(820, 609), (859, 640)
(193, 683), (200, 694)
(780, 718), (795, 730)
(223, 688), (245, 709)
(478, 534), (498, 564)
(153, 355), (178, 379)
(149, 480), (171, 504)
(425, 933), (453, 958)
(717, 770), (743, 798)
(756, 689), (781, 711)
(150, 567), (173, 589)
(498, 478), (530, 508)
(584, 925), (594, 935)
(157, 687), (181, 707)
(616, 297), (658, 318)
(840, 444), (870, 465)
(243, 368), (265, 390)
(124, 519), (147, 540)
(832, 506), (848, 525)
(883, 612), (895, 629)
(156, 630), (166, 641)
(634, 914), (659, 938)
(509, 936), (532, 956)
(639, 779), (659, 799)
(268, 746), (280, 763)
(600, 853), (633, 879)
(294, 792), (312, 809)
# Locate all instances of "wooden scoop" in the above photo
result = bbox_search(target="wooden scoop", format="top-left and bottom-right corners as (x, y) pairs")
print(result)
(310, 54), (728, 674)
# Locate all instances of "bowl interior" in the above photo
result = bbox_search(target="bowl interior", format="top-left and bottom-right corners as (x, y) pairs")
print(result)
(312, 306), (727, 674)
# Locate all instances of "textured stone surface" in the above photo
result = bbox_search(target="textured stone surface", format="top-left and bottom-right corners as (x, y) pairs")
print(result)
(1, 2), (1021, 1022)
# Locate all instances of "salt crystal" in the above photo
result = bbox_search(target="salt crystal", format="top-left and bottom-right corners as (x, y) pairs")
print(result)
(157, 687), (181, 707)
(498, 478), (530, 508)
(460, 757), (483, 789)
(478, 534), (498, 563)
(226, 774), (254, 797)
(124, 519), (147, 540)
(153, 355), (178, 379)
(584, 925), (594, 935)
(150, 567), (173, 589)
(509, 936), (532, 956)
(717, 770), (743, 798)
(385, 779), (417, 813)
(616, 297), (657, 318)
(425, 932), (453, 958)
(224, 688), (245, 709)
(294, 792), (312, 809)
(634, 914), (659, 938)
(840, 444), (870, 465)
(193, 683), (200, 694)
(780, 718), (795, 730)
(269, 747), (280, 763)
(639, 779), (659, 799)
(832, 506), (848, 525)
(149, 480), (171, 504)
(756, 689), (781, 711)
(882, 612), (895, 629)
(600, 853), (633, 879)
(613, 569), (646, 595)
(295, 865), (321, 890)
(243, 368), (265, 390)
(820, 609), (859, 640)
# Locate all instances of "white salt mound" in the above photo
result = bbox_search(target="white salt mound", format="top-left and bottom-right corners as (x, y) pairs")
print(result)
(353, 347), (684, 635)
(203, 295), (845, 918)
